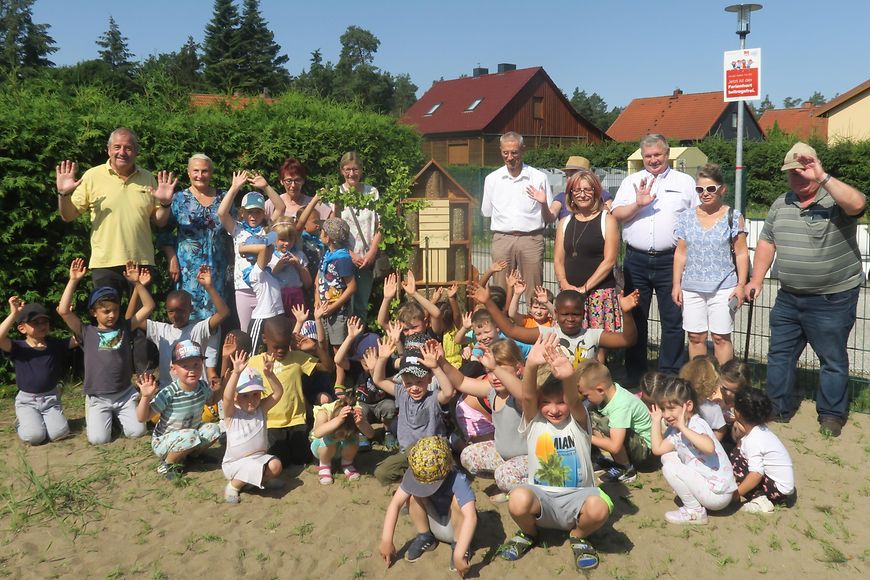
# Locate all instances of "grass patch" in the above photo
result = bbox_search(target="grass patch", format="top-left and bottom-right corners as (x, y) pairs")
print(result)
(289, 521), (314, 542)
(817, 541), (848, 566)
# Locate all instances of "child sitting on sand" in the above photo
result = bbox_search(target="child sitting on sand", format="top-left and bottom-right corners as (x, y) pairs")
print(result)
(221, 350), (285, 504)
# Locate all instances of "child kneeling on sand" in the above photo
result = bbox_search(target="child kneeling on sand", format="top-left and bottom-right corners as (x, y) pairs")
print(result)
(500, 334), (612, 571)
(310, 391), (375, 484)
(380, 436), (477, 576)
(222, 350), (285, 503)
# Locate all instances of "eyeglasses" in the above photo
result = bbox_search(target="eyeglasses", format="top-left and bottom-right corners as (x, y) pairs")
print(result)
(571, 188), (595, 195)
(695, 185), (721, 194)
(281, 178), (304, 185)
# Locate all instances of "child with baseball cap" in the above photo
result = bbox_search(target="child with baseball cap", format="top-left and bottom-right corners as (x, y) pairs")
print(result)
(58, 258), (155, 445)
(135, 339), (223, 479)
(221, 349), (285, 503)
(316, 217), (357, 349)
(0, 296), (76, 444)
(380, 436), (477, 575)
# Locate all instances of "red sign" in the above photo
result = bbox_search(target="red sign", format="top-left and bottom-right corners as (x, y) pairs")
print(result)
(723, 48), (761, 102)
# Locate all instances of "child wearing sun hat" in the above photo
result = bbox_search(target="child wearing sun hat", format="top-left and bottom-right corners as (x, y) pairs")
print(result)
(379, 436), (477, 575)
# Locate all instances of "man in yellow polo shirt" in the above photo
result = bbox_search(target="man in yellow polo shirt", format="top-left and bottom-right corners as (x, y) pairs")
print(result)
(55, 127), (176, 371)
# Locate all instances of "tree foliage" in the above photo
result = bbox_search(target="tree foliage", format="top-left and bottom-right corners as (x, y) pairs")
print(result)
(236, 0), (290, 94)
(96, 16), (134, 73)
(202, 0), (244, 93)
(0, 0), (56, 77)
(569, 87), (623, 131)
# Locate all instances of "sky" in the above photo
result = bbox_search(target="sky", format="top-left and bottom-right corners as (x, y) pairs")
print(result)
(32, 0), (870, 110)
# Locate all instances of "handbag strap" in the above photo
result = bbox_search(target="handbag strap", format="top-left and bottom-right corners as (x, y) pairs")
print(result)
(728, 207), (736, 268)
(347, 207), (370, 254)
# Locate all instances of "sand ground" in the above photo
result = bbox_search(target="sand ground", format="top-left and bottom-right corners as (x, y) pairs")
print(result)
(0, 392), (868, 580)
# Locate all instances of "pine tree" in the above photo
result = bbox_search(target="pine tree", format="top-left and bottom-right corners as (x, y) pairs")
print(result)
(175, 36), (203, 89)
(294, 49), (334, 98)
(0, 0), (57, 76)
(202, 0), (244, 93)
(96, 16), (133, 73)
(236, 0), (289, 94)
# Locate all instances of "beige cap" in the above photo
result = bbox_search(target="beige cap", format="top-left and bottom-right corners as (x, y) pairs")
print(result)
(563, 156), (591, 171)
(781, 142), (817, 171)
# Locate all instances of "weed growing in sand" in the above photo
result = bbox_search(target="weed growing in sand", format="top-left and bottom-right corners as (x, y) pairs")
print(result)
(787, 539), (801, 551)
(351, 495), (370, 506)
(1, 452), (113, 535)
(255, 551), (268, 563)
(816, 452), (844, 467)
(264, 520), (279, 531)
(106, 566), (125, 579)
(150, 568), (168, 580)
(817, 541), (848, 566)
(289, 521), (314, 542)
(749, 543), (760, 555)
(768, 535), (782, 551)
(636, 517), (664, 529)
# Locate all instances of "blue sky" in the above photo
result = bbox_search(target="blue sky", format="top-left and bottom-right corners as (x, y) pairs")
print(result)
(33, 0), (869, 109)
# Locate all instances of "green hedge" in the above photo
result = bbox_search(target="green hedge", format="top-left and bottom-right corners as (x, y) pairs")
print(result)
(524, 133), (870, 214)
(0, 76), (422, 393)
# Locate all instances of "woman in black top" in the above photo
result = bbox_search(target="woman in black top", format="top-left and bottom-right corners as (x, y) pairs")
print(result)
(553, 170), (622, 363)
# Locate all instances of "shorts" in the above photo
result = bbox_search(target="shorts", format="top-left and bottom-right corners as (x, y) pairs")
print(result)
(360, 398), (397, 426)
(590, 412), (654, 468)
(521, 484), (612, 531)
(425, 498), (455, 544)
(681, 287), (735, 335)
(310, 433), (360, 456)
(151, 423), (222, 458)
(323, 313), (348, 346)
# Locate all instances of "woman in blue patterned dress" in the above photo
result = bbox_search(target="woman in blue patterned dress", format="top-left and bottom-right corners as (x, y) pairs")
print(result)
(672, 164), (750, 364)
(161, 154), (247, 321)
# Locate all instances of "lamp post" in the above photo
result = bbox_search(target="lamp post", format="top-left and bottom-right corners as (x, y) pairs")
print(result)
(725, 3), (762, 213)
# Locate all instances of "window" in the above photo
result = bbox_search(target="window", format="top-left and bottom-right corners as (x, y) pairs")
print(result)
(533, 96), (544, 119)
(465, 98), (483, 112)
(447, 142), (470, 165)
(425, 102), (442, 116)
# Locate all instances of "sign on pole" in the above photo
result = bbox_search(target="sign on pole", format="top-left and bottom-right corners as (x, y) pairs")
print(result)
(723, 48), (761, 101)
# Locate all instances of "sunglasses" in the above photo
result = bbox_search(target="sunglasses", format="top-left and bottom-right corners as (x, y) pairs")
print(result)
(695, 185), (721, 194)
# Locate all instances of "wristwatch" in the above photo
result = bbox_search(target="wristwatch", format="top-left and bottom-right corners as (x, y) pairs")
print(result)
(817, 173), (832, 187)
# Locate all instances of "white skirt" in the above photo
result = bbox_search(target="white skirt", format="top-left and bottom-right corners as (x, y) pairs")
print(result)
(222, 452), (274, 487)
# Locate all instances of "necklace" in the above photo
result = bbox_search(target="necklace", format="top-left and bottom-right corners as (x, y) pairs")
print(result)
(570, 212), (598, 257)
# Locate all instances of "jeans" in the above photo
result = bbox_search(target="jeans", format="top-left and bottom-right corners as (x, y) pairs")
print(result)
(623, 248), (685, 381)
(766, 286), (859, 422)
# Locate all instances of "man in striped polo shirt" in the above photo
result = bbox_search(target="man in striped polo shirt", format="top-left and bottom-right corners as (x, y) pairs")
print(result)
(746, 142), (866, 437)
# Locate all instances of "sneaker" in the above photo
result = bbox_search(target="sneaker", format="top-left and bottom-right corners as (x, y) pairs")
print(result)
(317, 465), (333, 485)
(569, 537), (599, 571)
(158, 461), (183, 481)
(599, 463), (637, 484)
(499, 531), (536, 561)
(224, 483), (241, 504)
(665, 506), (708, 525)
(157, 461), (170, 475)
(592, 454), (619, 476)
(740, 496), (775, 514)
(383, 432), (399, 451)
(405, 532), (437, 562)
(818, 417), (843, 437)
(358, 435), (371, 452)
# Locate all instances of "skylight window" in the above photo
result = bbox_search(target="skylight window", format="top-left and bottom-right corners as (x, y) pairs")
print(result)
(425, 102), (442, 116)
(465, 98), (483, 112)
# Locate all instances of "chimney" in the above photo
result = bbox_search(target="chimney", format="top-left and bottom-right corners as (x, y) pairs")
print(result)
(473, 67), (489, 77)
(802, 101), (814, 109)
(672, 88), (683, 97)
(497, 63), (516, 73)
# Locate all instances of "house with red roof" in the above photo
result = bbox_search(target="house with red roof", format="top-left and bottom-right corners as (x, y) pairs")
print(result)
(759, 102), (827, 141)
(607, 89), (763, 143)
(813, 78), (870, 143)
(400, 65), (606, 166)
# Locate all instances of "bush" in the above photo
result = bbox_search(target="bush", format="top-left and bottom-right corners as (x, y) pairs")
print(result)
(0, 75), (422, 390)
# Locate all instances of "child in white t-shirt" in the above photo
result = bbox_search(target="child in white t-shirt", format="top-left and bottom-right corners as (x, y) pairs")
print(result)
(239, 231), (284, 354)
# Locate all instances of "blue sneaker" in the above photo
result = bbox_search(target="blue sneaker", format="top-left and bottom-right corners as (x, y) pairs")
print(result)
(358, 434), (371, 452)
(383, 432), (399, 451)
(500, 531), (535, 561)
(405, 532), (437, 562)
(570, 537), (599, 570)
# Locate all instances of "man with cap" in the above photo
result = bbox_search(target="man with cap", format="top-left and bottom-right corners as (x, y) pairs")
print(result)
(0, 297), (75, 444)
(746, 142), (866, 437)
(379, 436), (477, 575)
(481, 131), (553, 301)
(612, 133), (697, 384)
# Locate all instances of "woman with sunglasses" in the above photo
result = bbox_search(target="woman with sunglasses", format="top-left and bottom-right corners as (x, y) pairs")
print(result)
(672, 164), (750, 364)
(265, 156), (333, 225)
(553, 170), (621, 363)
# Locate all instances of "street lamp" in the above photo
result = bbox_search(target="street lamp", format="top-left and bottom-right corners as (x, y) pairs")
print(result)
(725, 3), (762, 214)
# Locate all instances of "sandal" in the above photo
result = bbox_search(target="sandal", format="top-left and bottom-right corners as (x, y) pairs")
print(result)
(499, 530), (535, 561)
(342, 463), (361, 481)
(569, 537), (599, 571)
(318, 465), (333, 485)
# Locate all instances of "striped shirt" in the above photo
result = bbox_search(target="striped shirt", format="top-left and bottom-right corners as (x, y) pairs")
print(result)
(760, 188), (864, 294)
(151, 380), (211, 437)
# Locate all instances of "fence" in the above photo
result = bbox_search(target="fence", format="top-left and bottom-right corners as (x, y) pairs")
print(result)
(452, 165), (870, 414)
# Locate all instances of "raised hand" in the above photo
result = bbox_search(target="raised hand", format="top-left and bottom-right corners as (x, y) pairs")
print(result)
(526, 184), (547, 205)
(514, 277), (527, 297)
(633, 176), (656, 207)
(478, 345), (496, 371)
(534, 286), (549, 305)
(446, 282), (459, 299)
(196, 265), (213, 287)
(346, 316), (363, 338)
(618, 289), (640, 313)
(230, 349), (249, 372)
(262, 352), (276, 375)
(138, 266), (153, 287)
(460, 311), (472, 331)
(152, 170), (178, 204)
(222, 332), (237, 359)
(383, 273), (399, 300)
(8, 296), (24, 317)
(506, 268), (521, 289)
(136, 372), (158, 399)
(362, 347), (378, 371)
(385, 320), (402, 345)
(420, 340), (440, 368)
(248, 173), (269, 190)
(401, 270), (417, 296)
(469, 282), (490, 305)
(543, 344), (573, 380)
(314, 301), (330, 320)
(794, 153), (825, 183)
(290, 303), (309, 323)
(650, 404), (663, 425)
(488, 260), (508, 274)
(123, 260), (140, 284)
(230, 170), (249, 192)
(430, 287), (445, 304)
(527, 331), (558, 367)
(377, 336), (395, 359)
(55, 160), (82, 195)
(675, 402), (688, 431)
(69, 258), (87, 281)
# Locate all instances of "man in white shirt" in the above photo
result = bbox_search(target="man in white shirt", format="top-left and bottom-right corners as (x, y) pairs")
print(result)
(481, 132), (553, 301)
(612, 134), (696, 383)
